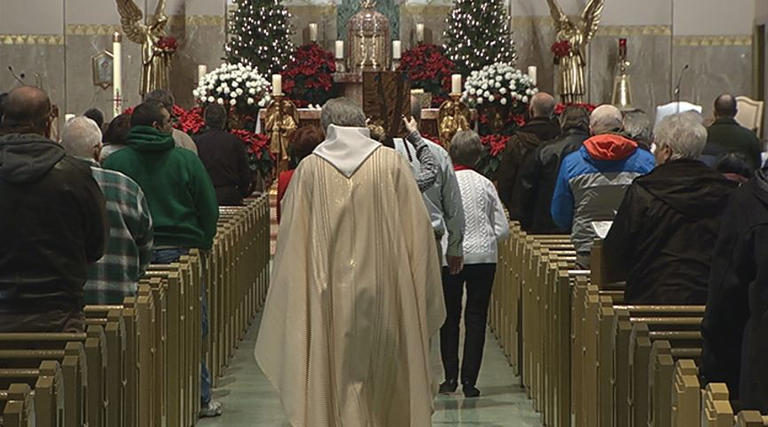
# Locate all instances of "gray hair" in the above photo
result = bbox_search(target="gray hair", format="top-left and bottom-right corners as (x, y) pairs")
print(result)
(61, 116), (102, 159)
(623, 109), (652, 145)
(449, 130), (483, 167)
(321, 97), (366, 131)
(654, 113), (707, 160)
(590, 104), (623, 135)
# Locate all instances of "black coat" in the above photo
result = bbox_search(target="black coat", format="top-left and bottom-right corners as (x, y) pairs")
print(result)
(604, 159), (736, 304)
(510, 128), (588, 233)
(0, 133), (107, 317)
(705, 117), (763, 170)
(193, 129), (252, 206)
(702, 169), (768, 411)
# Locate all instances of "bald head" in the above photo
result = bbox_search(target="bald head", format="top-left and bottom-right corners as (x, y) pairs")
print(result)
(714, 94), (737, 118)
(1, 86), (52, 136)
(530, 92), (555, 119)
(590, 104), (623, 135)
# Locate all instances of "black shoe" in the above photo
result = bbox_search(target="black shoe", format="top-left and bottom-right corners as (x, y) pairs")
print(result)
(439, 379), (458, 394)
(463, 385), (480, 398)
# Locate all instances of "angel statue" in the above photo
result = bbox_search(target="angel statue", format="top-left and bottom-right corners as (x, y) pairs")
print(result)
(546, 0), (605, 103)
(116, 0), (170, 96)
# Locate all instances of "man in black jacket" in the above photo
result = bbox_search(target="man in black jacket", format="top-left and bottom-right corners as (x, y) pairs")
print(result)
(193, 104), (252, 206)
(701, 166), (768, 412)
(703, 94), (763, 170)
(497, 92), (560, 213)
(510, 106), (589, 233)
(603, 113), (736, 305)
(0, 86), (107, 332)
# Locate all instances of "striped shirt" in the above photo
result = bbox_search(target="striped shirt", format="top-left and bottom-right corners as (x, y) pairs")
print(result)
(84, 160), (153, 304)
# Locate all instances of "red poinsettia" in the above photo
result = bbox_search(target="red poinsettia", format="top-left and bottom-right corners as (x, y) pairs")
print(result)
(156, 36), (178, 52)
(554, 102), (597, 116)
(398, 44), (455, 107)
(231, 129), (270, 158)
(177, 107), (204, 135)
(551, 40), (572, 59)
(282, 43), (337, 107)
(481, 134), (511, 158)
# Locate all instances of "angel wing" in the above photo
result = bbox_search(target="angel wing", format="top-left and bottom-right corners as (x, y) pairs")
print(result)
(546, 0), (569, 33)
(580, 0), (605, 43)
(149, 0), (168, 30)
(116, 0), (147, 44)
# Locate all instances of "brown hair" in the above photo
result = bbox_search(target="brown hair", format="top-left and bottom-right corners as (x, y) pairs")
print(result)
(289, 126), (325, 167)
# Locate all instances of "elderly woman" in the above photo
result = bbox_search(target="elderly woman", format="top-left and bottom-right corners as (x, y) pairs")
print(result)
(440, 130), (509, 398)
(603, 113), (737, 304)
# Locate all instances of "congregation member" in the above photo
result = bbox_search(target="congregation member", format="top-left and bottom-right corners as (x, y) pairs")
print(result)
(100, 113), (132, 162)
(551, 104), (654, 268)
(393, 97), (465, 275)
(194, 104), (252, 206)
(83, 107), (105, 131)
(102, 100), (222, 417)
(622, 108), (653, 150)
(0, 86), (107, 332)
(511, 105), (590, 234)
(256, 97), (446, 426)
(61, 117), (153, 305)
(439, 130), (509, 398)
(702, 165), (768, 412)
(497, 91), (560, 213)
(277, 125), (324, 221)
(715, 152), (753, 184)
(703, 94), (763, 171)
(144, 89), (199, 154)
(603, 113), (736, 304)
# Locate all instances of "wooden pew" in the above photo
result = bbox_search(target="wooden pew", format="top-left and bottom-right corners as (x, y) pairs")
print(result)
(0, 383), (35, 427)
(84, 306), (127, 427)
(0, 361), (63, 427)
(671, 359), (700, 427)
(702, 383), (734, 427)
(736, 411), (768, 426)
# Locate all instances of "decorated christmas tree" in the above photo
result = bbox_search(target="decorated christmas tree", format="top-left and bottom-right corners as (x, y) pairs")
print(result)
(443, 0), (517, 76)
(225, 0), (295, 76)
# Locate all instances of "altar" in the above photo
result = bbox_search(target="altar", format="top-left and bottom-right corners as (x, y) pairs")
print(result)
(333, 73), (364, 105)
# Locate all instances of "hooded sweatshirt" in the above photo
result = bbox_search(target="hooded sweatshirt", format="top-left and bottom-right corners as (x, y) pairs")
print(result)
(103, 126), (219, 249)
(0, 133), (107, 315)
(551, 133), (655, 254)
(604, 159), (736, 304)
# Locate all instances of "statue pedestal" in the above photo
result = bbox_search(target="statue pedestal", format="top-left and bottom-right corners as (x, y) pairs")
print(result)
(333, 72), (364, 105)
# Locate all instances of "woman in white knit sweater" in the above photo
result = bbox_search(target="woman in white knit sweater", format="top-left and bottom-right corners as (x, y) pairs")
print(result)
(439, 130), (510, 398)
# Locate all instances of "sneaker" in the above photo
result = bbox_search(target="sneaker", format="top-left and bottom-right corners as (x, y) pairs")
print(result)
(463, 385), (480, 398)
(200, 400), (223, 418)
(439, 379), (458, 394)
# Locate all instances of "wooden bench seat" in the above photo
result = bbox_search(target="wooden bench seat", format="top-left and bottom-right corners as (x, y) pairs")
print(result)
(0, 383), (35, 427)
(0, 361), (62, 427)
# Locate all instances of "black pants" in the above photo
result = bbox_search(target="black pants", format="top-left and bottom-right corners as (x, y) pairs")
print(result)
(439, 263), (496, 386)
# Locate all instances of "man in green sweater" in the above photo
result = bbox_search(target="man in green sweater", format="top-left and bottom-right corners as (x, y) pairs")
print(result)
(103, 100), (222, 417)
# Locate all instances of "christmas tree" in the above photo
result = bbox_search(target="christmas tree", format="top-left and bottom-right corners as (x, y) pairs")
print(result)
(443, 0), (517, 76)
(225, 0), (295, 76)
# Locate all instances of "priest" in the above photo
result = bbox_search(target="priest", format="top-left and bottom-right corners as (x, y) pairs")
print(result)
(255, 97), (446, 427)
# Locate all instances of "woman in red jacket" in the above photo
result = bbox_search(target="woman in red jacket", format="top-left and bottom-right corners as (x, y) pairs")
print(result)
(277, 126), (325, 222)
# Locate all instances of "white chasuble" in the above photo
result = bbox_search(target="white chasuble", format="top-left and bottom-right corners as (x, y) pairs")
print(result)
(255, 126), (446, 427)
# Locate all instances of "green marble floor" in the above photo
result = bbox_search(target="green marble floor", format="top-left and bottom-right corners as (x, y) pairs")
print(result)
(198, 313), (542, 427)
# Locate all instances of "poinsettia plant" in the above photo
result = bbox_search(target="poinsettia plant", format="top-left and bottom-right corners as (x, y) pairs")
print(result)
(551, 39), (572, 62)
(554, 102), (597, 115)
(281, 43), (337, 108)
(476, 134), (511, 179)
(463, 62), (536, 135)
(193, 63), (272, 118)
(397, 44), (455, 107)
(156, 36), (178, 53)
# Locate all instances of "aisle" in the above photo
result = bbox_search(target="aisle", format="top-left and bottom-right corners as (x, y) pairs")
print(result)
(198, 314), (542, 427)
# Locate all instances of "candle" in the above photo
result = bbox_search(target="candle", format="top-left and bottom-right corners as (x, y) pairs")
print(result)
(392, 40), (402, 60)
(309, 23), (318, 43)
(112, 32), (122, 118)
(335, 40), (344, 59)
(272, 74), (283, 97)
(451, 74), (462, 95)
(416, 24), (425, 43)
(619, 38), (627, 57)
(197, 65), (207, 83)
(528, 66), (538, 86)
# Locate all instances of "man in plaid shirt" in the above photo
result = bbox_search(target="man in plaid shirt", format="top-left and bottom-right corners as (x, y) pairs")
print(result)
(61, 117), (153, 304)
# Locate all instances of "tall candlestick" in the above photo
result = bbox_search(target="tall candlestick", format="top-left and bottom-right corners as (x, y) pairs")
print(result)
(392, 40), (402, 60)
(416, 24), (425, 43)
(451, 74), (462, 95)
(528, 66), (538, 86)
(112, 32), (122, 118)
(335, 40), (344, 59)
(309, 23), (318, 43)
(197, 65), (207, 83)
(272, 74), (283, 97)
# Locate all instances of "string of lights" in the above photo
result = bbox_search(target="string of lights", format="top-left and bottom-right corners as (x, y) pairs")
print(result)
(225, 0), (296, 76)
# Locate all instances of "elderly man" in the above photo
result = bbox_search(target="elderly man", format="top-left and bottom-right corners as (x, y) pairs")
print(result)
(498, 91), (560, 213)
(704, 94), (763, 171)
(144, 88), (198, 154)
(256, 97), (446, 426)
(61, 117), (153, 305)
(0, 86), (107, 332)
(551, 104), (655, 268)
(603, 113), (736, 304)
(622, 108), (653, 150)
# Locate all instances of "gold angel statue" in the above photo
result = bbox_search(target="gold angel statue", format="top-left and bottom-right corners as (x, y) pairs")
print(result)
(546, 0), (605, 103)
(116, 0), (170, 96)
(264, 98), (299, 174)
(438, 98), (471, 150)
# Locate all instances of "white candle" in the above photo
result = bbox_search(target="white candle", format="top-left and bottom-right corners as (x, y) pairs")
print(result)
(451, 74), (462, 95)
(392, 40), (402, 60)
(416, 24), (425, 43)
(528, 66), (538, 86)
(197, 65), (207, 83)
(335, 40), (344, 59)
(309, 23), (318, 43)
(272, 74), (283, 96)
(112, 32), (122, 118)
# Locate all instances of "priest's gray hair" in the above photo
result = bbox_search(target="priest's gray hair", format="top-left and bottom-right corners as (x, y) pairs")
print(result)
(590, 104), (624, 135)
(449, 130), (483, 167)
(61, 116), (102, 159)
(321, 97), (367, 131)
(653, 113), (707, 160)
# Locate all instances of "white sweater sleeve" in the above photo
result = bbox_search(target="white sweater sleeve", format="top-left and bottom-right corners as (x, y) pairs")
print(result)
(488, 181), (511, 242)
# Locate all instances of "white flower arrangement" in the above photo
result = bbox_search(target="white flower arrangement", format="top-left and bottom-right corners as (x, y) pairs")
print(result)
(462, 62), (538, 109)
(193, 63), (272, 112)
